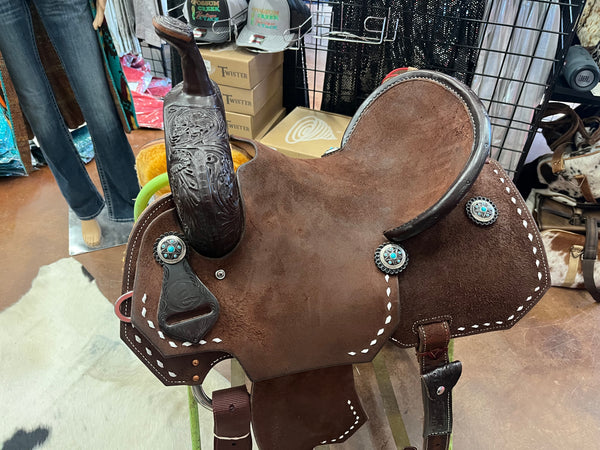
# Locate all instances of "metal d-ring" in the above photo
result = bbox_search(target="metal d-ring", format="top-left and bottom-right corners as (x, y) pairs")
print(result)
(191, 384), (213, 410)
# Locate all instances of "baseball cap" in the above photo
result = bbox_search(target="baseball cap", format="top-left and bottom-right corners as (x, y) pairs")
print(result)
(236, 0), (311, 53)
(186, 0), (249, 44)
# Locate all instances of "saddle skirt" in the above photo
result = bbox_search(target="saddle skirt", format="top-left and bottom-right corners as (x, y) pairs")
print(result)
(118, 18), (550, 449)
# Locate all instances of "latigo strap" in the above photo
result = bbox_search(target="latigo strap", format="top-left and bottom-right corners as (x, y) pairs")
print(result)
(213, 386), (252, 450)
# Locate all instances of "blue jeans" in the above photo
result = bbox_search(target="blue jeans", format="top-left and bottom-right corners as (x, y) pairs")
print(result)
(0, 0), (139, 221)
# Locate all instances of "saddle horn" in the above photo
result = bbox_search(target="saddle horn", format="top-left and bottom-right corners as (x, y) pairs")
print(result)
(153, 16), (244, 258)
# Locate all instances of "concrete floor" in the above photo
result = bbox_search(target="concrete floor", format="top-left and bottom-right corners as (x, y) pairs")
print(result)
(1, 128), (599, 449)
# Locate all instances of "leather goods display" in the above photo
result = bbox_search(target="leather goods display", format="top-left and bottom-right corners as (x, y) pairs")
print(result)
(116, 16), (550, 449)
(535, 102), (600, 203)
(535, 194), (600, 301)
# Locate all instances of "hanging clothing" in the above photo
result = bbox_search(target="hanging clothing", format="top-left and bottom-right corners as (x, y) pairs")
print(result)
(0, 55), (28, 176)
(133, 0), (164, 48)
(0, 0), (140, 220)
(471, 0), (560, 174)
(104, 0), (142, 56)
(91, 0), (139, 131)
(0, 76), (25, 176)
(29, 3), (85, 132)
(0, 0), (138, 142)
(320, 0), (487, 115)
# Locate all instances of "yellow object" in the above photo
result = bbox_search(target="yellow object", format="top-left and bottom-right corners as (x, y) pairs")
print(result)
(135, 138), (252, 197)
(136, 139), (170, 196)
(231, 147), (251, 171)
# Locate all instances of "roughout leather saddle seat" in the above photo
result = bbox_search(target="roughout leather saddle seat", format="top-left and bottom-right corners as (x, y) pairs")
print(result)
(116, 16), (550, 450)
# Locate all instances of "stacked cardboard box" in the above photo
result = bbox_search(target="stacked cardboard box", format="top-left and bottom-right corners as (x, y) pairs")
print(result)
(199, 44), (285, 139)
(260, 107), (352, 159)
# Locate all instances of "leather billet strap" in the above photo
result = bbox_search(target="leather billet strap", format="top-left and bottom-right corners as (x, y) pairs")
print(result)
(406, 322), (462, 450)
(213, 385), (252, 450)
(583, 217), (600, 302)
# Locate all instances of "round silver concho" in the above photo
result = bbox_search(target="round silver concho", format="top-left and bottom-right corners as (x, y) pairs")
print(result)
(465, 197), (498, 226)
(155, 234), (187, 264)
(374, 242), (409, 275)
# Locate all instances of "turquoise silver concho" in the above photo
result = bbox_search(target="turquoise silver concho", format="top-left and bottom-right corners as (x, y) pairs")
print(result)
(465, 196), (498, 226)
(374, 242), (409, 275)
(155, 233), (187, 265)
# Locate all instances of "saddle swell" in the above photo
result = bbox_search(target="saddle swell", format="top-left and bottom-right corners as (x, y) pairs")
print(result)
(118, 54), (551, 449)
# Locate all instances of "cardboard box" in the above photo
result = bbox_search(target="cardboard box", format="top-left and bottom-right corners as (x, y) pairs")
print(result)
(259, 107), (352, 159)
(199, 43), (284, 89)
(226, 87), (283, 139)
(219, 65), (282, 115)
(256, 107), (286, 140)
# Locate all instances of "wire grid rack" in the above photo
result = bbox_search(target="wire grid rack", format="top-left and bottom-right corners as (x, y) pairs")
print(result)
(140, 42), (171, 78)
(294, 0), (586, 178)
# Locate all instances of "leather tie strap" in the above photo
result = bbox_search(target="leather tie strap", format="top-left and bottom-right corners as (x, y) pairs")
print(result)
(540, 102), (584, 175)
(405, 322), (462, 450)
(213, 385), (252, 450)
(575, 175), (598, 204)
(566, 245), (584, 286)
(583, 217), (600, 302)
(550, 143), (568, 174)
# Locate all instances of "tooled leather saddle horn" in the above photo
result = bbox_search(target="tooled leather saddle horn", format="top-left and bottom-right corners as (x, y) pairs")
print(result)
(116, 16), (550, 449)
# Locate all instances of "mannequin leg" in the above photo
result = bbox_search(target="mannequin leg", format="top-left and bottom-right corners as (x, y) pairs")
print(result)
(81, 218), (102, 248)
(0, 0), (105, 246)
(33, 0), (140, 222)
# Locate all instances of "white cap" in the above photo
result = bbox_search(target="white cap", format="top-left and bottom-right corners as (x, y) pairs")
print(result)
(236, 0), (295, 53)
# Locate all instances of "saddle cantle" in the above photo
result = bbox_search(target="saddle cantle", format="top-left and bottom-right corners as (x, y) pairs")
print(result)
(117, 16), (550, 450)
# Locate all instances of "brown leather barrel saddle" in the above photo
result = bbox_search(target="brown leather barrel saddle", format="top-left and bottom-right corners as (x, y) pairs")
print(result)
(116, 16), (550, 450)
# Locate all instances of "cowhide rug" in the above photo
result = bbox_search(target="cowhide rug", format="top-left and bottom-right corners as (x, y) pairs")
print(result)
(0, 257), (228, 450)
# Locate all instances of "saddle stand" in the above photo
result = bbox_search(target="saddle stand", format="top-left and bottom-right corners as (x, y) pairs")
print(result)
(116, 16), (550, 450)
